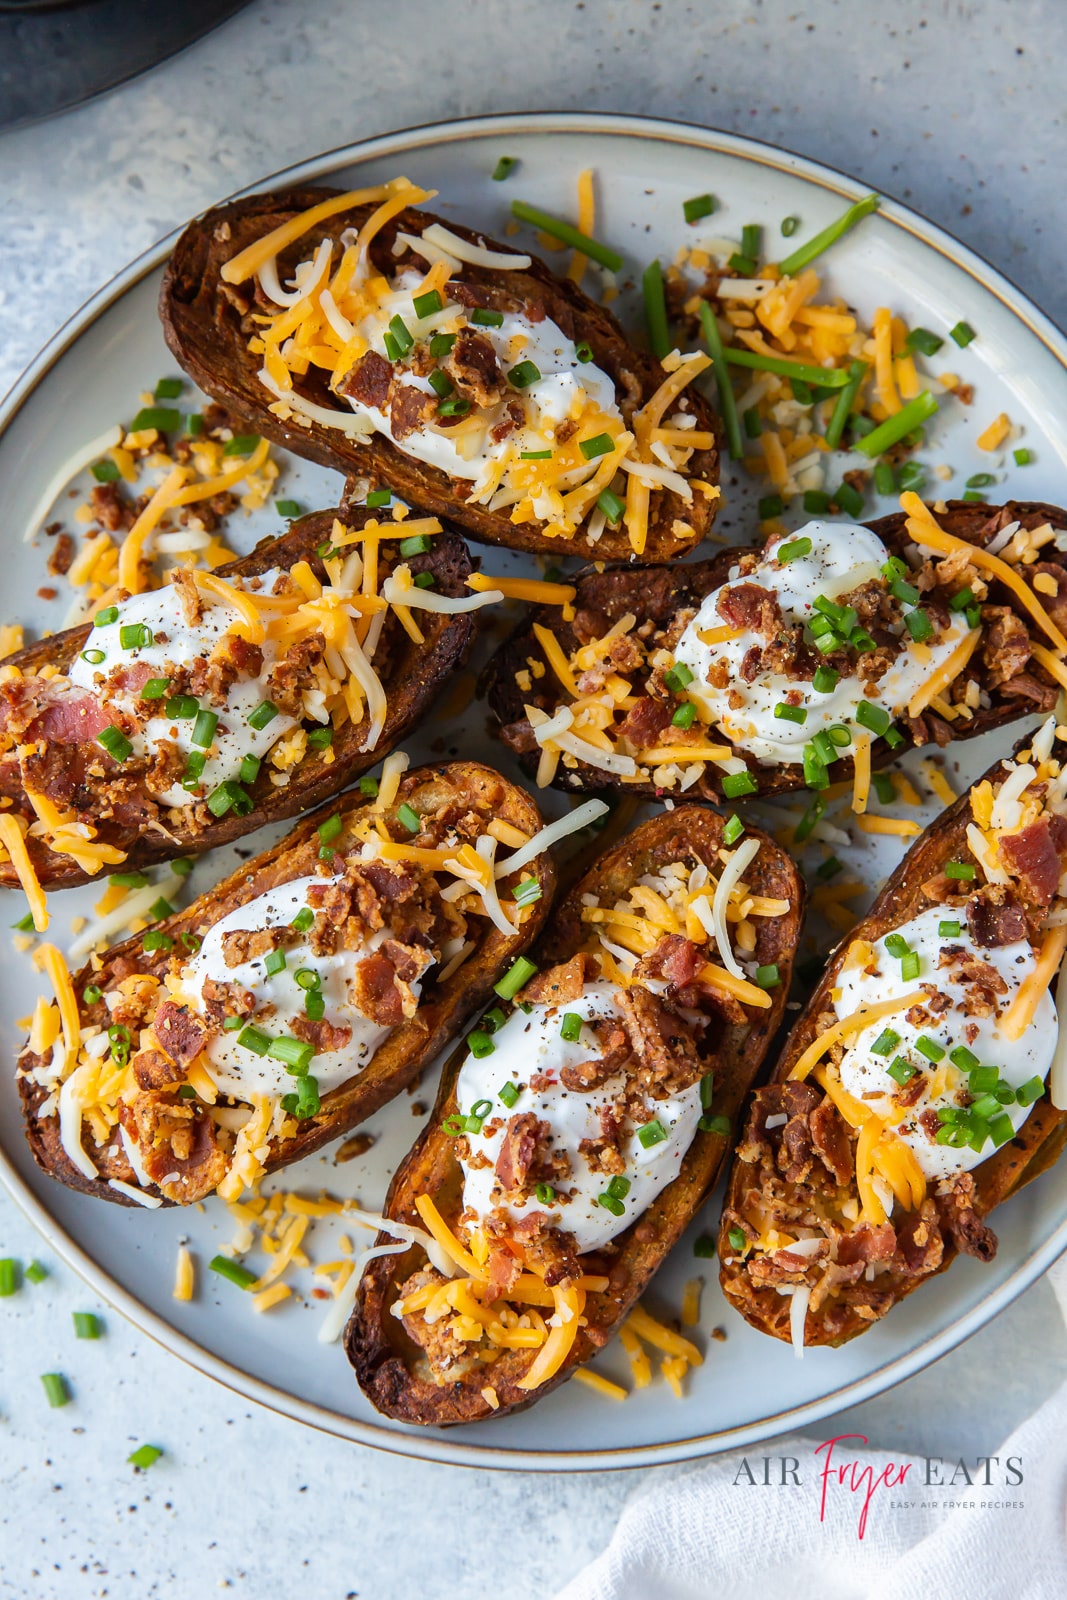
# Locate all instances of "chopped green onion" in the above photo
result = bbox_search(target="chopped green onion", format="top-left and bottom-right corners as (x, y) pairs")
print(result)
(359, 776), (379, 798)
(413, 288), (444, 319)
(399, 534), (432, 558)
(904, 608), (934, 642)
(140, 677), (171, 701)
(594, 486), (625, 526)
(142, 930), (174, 953)
(494, 956), (538, 1001)
(222, 433), (260, 457)
(900, 951), (921, 982)
(96, 726), (132, 762)
(276, 499), (302, 519)
(237, 1025), (271, 1056)
(642, 258), (671, 360)
(73, 1311), (101, 1339)
(743, 406), (762, 439)
(110, 870), (148, 888)
(899, 461), (927, 493)
(872, 771), (896, 804)
(0, 1259), (20, 1297)
(575, 341), (594, 363)
(247, 700), (278, 731)
(812, 665), (839, 694)
(871, 1028), (900, 1057)
(41, 1373), (70, 1408)
(267, 1035), (315, 1074)
(780, 215), (800, 237)
(693, 1235), (717, 1258)
(824, 360), (869, 451)
(429, 332), (456, 359)
(94, 605), (119, 627)
(949, 321), (976, 348)
(294, 967), (320, 993)
(833, 480), (864, 518)
(263, 948), (286, 978)
(989, 1112), (1014, 1147)
(966, 472), (996, 489)
(915, 1035), (945, 1062)
(683, 193), (715, 224)
(945, 861), (975, 880)
(755, 963), (780, 989)
(318, 813), (342, 846)
(191, 708), (218, 749)
(777, 536), (812, 564)
(672, 701), (697, 730)
(471, 308), (504, 328)
(180, 932), (201, 954)
(557, 1012), (583, 1044)
(638, 1118), (669, 1148)
(508, 359), (542, 389)
(536, 1182), (556, 1204)
(107, 1025), (131, 1066)
(207, 781), (252, 818)
(499, 1081), (521, 1109)
(773, 702), (806, 725)
(970, 1093), (1002, 1122)
(697, 300), (743, 461)
(304, 991), (325, 1021)
(467, 1030), (495, 1059)
(579, 433), (614, 461)
(25, 1260), (48, 1284)
(492, 156), (517, 181)
(777, 192), (880, 277)
(607, 1175), (631, 1200)
(698, 1114), (731, 1136)
(905, 327), (944, 356)
(803, 743), (828, 791)
(884, 933), (911, 958)
(482, 1007), (507, 1034)
(724, 347), (850, 387)
(510, 198), (623, 271)
(721, 769), (757, 799)
(437, 396), (471, 417)
(759, 494), (784, 521)
(800, 489), (829, 515)
(239, 753), (261, 786)
(128, 1445), (163, 1470)
(365, 488), (392, 509)
(186, 413), (204, 435)
(854, 391), (939, 458)
(83, 984), (103, 1005)
(413, 572), (435, 589)
(80, 648), (106, 664)
(512, 876), (542, 906)
(209, 1255), (257, 1290)
(728, 252), (758, 277)
(1016, 1075), (1045, 1106)
(1013, 447), (1032, 466)
(723, 814), (745, 845)
(428, 368), (454, 398)
(291, 906), (314, 933)
(890, 576), (921, 605)
(181, 750), (206, 790)
(396, 802), (421, 834)
(663, 662), (694, 694)
(887, 1056), (918, 1086)
(874, 462), (897, 496)
(119, 622), (153, 650)
(130, 406), (181, 433)
(281, 1075), (321, 1120)
(699, 1071), (715, 1110)
(91, 458), (120, 483)
(166, 694), (198, 720)
(815, 856), (843, 881)
(520, 448), (553, 461)
(856, 700), (890, 737)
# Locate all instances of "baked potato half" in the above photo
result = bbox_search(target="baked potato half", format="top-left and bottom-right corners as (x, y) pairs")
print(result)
(160, 182), (719, 563)
(485, 497), (1067, 803)
(0, 506), (473, 892)
(346, 804), (803, 1425)
(719, 720), (1067, 1349)
(17, 761), (555, 1208)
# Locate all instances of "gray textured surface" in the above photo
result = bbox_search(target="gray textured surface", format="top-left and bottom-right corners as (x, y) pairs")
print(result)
(1, 2), (1065, 1595)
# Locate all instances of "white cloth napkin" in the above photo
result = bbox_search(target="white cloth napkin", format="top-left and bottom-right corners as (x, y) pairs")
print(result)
(556, 1258), (1067, 1600)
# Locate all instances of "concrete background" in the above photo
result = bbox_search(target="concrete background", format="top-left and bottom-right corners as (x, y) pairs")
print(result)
(2, 2), (1065, 1595)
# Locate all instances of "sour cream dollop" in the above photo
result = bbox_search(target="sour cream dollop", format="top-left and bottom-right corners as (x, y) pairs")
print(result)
(672, 521), (970, 765)
(69, 571), (299, 806)
(834, 905), (1055, 1182)
(180, 876), (430, 1099)
(455, 979), (702, 1252)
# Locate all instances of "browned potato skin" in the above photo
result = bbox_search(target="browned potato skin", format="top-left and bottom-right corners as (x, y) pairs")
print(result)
(0, 507), (473, 890)
(159, 188), (719, 563)
(346, 805), (804, 1426)
(484, 500), (1067, 802)
(18, 762), (555, 1207)
(718, 735), (1067, 1347)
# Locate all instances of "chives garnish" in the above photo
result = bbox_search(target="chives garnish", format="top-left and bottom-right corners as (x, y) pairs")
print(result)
(741, 222), (762, 259)
(41, 1373), (70, 1408)
(873, 771), (895, 804)
(239, 753), (261, 785)
(700, 1072), (714, 1110)
(723, 814), (745, 845)
(141, 677), (170, 700)
(780, 215), (800, 237)
(399, 533), (432, 557)
(182, 750), (206, 790)
(854, 391), (938, 458)
(236, 1025), (270, 1057)
(166, 694), (198, 720)
(833, 480), (864, 518)
(427, 369), (453, 398)
(294, 966), (319, 992)
(812, 665), (839, 694)
(744, 406), (762, 439)
(91, 458), (120, 483)
(97, 726), (132, 762)
(728, 252), (758, 277)
(499, 1081), (521, 1109)
(905, 327), (944, 357)
(0, 1258), (20, 1296)
(247, 700), (277, 731)
(222, 433), (261, 457)
(512, 876), (542, 905)
(724, 347), (851, 387)
(638, 1119), (668, 1148)
(949, 587), (975, 612)
(774, 702), (806, 724)
(465, 1098), (492, 1133)
(698, 300), (743, 461)
(1016, 1075), (1045, 1106)
(413, 288), (444, 319)
(492, 156), (517, 181)
(815, 855), (843, 880)
(510, 198), (623, 271)
(575, 341), (594, 363)
(642, 258), (672, 361)
(759, 494), (784, 520)
(810, 730), (838, 767)
(579, 432), (614, 461)
(429, 332), (456, 358)
(803, 744), (828, 791)
(802, 489), (831, 514)
(130, 406), (181, 433)
(206, 781), (252, 817)
(73, 1311), (101, 1339)
(900, 951), (921, 981)
(855, 700), (890, 737)
(693, 1236), (717, 1258)
(874, 462), (897, 496)
(471, 307), (504, 328)
(683, 193), (715, 225)
(967, 472), (996, 489)
(672, 702), (697, 729)
(276, 498), (302, 518)
(904, 608), (934, 642)
(437, 396), (471, 417)
(365, 489), (391, 509)
(180, 931), (201, 953)
(887, 1056), (918, 1086)
(142, 930), (174, 952)
(536, 1183), (556, 1204)
(663, 663), (694, 694)
(915, 1035), (945, 1062)
(267, 1036), (315, 1073)
(191, 708), (218, 749)
(756, 963), (780, 989)
(108, 1025), (131, 1066)
(318, 813), (342, 846)
(970, 1092), (1002, 1121)
(186, 413), (204, 435)
(962, 491), (987, 503)
(494, 956), (538, 1001)
(83, 984), (102, 1004)
(397, 802), (421, 834)
(128, 1445), (163, 1470)
(884, 933), (911, 958)
(938, 919), (961, 938)
(359, 776), (379, 799)
(778, 535), (812, 562)
(209, 1255), (257, 1290)
(146, 896), (173, 921)
(898, 460), (926, 493)
(482, 1007), (507, 1034)
(945, 861), (975, 880)
(382, 332), (403, 362)
(508, 360), (541, 388)
(80, 648), (106, 664)
(521, 448), (553, 460)
(949, 321), (976, 347)
(889, 576), (920, 605)
(825, 362), (872, 455)
(597, 487), (625, 524)
(413, 572), (435, 589)
(291, 906), (314, 933)
(777, 192), (880, 277)
(25, 1260), (47, 1284)
(870, 1028), (900, 1057)
(560, 1012), (582, 1043)
(264, 948), (286, 977)
(388, 315), (414, 356)
(721, 769), (757, 799)
(698, 1113), (731, 1135)
(94, 605), (119, 627)
(1014, 447), (1032, 466)
(282, 1075), (321, 1119)
(119, 622), (152, 650)
(990, 1113), (1014, 1147)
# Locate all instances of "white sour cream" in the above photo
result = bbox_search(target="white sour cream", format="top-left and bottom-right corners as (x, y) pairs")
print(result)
(673, 521), (970, 764)
(455, 979), (702, 1252)
(341, 272), (620, 482)
(835, 904), (1055, 1182)
(180, 875), (428, 1099)
(69, 573), (298, 807)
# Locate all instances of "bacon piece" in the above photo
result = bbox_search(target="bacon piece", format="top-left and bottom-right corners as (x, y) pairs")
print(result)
(981, 605), (1031, 688)
(519, 952), (596, 1007)
(389, 381), (439, 441)
(836, 1222), (897, 1267)
(105, 659), (157, 698)
(809, 1098), (853, 1185)
(119, 1092), (227, 1203)
(966, 884), (1029, 948)
(443, 329), (507, 408)
(559, 1019), (630, 1091)
(494, 1112), (547, 1194)
(616, 986), (701, 1096)
(615, 695), (672, 750)
(894, 1200), (945, 1276)
(0, 679), (112, 744)
(379, 937), (431, 985)
(340, 350), (392, 409)
(350, 952), (405, 1026)
(578, 1102), (627, 1176)
(169, 568), (203, 627)
(937, 1171), (997, 1261)
(290, 1014), (353, 1054)
(152, 1001), (209, 1068)
(131, 1048), (185, 1091)
(999, 814), (1067, 907)
(715, 581), (782, 639)
(748, 1246), (825, 1286)
(485, 1240), (523, 1301)
(504, 1210), (582, 1288)
(200, 976), (255, 1024)
(220, 927), (283, 969)
(634, 932), (705, 990)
